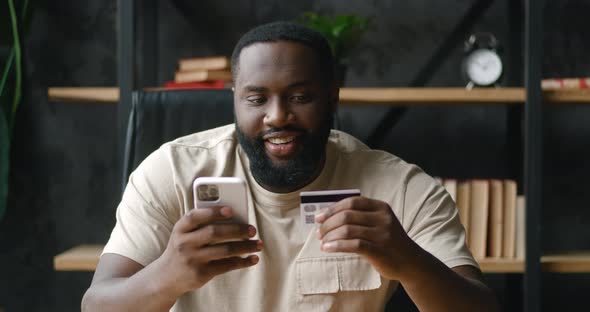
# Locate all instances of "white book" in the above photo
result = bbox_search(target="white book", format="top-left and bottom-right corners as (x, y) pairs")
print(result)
(487, 180), (504, 258)
(469, 180), (489, 259)
(443, 179), (458, 202)
(502, 180), (517, 258)
(456, 180), (471, 245)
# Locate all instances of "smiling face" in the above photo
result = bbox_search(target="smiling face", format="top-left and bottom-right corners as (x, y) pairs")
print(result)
(234, 40), (338, 193)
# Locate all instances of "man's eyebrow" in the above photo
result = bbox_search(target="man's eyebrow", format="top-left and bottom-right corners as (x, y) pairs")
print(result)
(243, 85), (268, 92)
(241, 80), (313, 92)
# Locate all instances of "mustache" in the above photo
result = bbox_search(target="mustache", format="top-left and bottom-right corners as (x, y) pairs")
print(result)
(258, 127), (306, 138)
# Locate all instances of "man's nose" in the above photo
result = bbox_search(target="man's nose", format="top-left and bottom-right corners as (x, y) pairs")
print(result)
(264, 97), (294, 127)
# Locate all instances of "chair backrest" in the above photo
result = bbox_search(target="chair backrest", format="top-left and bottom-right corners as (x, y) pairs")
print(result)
(122, 89), (234, 189)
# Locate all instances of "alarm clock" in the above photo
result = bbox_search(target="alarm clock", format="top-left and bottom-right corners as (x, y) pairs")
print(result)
(462, 33), (503, 89)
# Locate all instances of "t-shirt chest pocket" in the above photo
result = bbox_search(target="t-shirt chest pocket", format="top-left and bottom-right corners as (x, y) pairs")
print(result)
(295, 255), (382, 295)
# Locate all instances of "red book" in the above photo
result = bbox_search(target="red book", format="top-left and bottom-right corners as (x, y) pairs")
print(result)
(163, 80), (226, 90)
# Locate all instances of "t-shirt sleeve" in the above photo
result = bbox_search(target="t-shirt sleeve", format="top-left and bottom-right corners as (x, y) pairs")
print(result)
(402, 167), (479, 269)
(102, 147), (181, 266)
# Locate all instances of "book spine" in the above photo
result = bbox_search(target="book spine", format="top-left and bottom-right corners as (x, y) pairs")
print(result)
(488, 180), (504, 258)
(469, 180), (489, 259)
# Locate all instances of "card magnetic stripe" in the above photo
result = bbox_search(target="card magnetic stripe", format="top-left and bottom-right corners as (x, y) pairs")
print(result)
(300, 192), (360, 204)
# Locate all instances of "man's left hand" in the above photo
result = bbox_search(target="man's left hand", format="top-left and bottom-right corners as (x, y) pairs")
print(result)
(315, 196), (417, 281)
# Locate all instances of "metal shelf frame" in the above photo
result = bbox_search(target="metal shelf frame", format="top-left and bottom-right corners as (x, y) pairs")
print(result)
(524, 1), (543, 311)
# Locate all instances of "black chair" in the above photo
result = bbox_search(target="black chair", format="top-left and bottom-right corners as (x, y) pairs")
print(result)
(122, 89), (234, 189)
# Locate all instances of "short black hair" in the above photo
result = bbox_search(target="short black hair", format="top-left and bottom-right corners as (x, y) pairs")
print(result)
(231, 21), (335, 85)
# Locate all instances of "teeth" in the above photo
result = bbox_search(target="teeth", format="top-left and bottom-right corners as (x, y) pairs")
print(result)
(268, 136), (295, 144)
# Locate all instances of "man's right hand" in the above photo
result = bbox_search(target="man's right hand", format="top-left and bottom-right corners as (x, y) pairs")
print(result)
(156, 206), (262, 295)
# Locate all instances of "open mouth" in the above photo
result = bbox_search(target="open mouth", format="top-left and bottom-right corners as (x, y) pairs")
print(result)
(264, 134), (300, 158)
(267, 136), (295, 145)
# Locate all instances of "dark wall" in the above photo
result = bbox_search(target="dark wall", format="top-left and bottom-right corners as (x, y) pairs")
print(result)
(1, 1), (589, 311)
(0, 2), (120, 311)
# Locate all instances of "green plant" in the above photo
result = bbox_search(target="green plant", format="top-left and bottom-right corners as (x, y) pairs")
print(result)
(1, 0), (29, 220)
(299, 12), (369, 63)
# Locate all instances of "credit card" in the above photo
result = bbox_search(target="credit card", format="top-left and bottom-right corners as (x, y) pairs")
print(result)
(300, 189), (361, 226)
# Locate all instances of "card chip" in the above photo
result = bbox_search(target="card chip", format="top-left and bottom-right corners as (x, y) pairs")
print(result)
(304, 204), (317, 213)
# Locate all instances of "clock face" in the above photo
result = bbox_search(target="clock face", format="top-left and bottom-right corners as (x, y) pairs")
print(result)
(465, 49), (503, 86)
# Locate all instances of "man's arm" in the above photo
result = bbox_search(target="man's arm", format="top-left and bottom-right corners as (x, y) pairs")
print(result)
(316, 197), (499, 312)
(81, 254), (178, 312)
(82, 206), (262, 312)
(395, 244), (498, 312)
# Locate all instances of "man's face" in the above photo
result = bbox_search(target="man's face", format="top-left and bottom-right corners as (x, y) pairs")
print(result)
(233, 41), (337, 192)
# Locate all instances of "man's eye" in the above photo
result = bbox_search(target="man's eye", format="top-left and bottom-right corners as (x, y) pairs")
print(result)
(246, 96), (266, 105)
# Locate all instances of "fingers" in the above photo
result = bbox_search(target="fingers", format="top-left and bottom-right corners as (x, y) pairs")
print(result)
(176, 223), (257, 248)
(206, 255), (260, 277)
(174, 206), (233, 233)
(197, 240), (263, 261)
(321, 238), (374, 255)
(319, 224), (376, 243)
(314, 197), (400, 257)
(317, 209), (382, 239)
(315, 197), (383, 224)
(206, 223), (257, 245)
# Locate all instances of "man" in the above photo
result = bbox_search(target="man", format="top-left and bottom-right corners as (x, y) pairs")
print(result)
(82, 22), (498, 311)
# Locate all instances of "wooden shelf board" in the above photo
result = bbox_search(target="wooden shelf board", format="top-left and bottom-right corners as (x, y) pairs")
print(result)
(478, 258), (525, 273)
(339, 88), (526, 105)
(48, 87), (119, 103)
(478, 252), (590, 273)
(54, 245), (590, 274)
(48, 87), (590, 105)
(54, 244), (103, 271)
(542, 252), (590, 273)
(544, 89), (590, 103)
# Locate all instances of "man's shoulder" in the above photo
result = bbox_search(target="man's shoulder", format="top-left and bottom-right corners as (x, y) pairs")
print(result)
(329, 129), (404, 166)
(328, 129), (369, 153)
(164, 124), (237, 151)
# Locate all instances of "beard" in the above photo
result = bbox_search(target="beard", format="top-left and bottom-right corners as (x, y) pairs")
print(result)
(236, 116), (333, 192)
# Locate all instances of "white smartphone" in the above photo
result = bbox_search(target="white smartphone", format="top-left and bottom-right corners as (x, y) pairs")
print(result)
(193, 177), (249, 224)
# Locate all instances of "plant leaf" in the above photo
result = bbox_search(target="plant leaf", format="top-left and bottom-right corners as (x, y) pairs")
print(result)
(0, 50), (15, 101)
(8, 0), (22, 133)
(298, 12), (369, 60)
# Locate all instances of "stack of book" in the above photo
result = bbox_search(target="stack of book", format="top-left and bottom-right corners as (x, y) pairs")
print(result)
(438, 179), (526, 261)
(164, 56), (232, 90)
(542, 77), (590, 90)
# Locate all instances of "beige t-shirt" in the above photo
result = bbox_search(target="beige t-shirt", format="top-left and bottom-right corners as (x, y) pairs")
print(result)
(103, 124), (477, 312)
